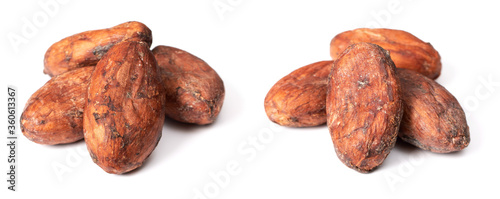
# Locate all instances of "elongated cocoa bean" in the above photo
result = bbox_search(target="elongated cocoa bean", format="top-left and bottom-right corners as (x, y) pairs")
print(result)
(152, 45), (225, 125)
(397, 68), (470, 153)
(330, 28), (441, 79)
(264, 61), (332, 127)
(83, 41), (164, 174)
(44, 21), (152, 77)
(327, 43), (403, 173)
(21, 67), (94, 145)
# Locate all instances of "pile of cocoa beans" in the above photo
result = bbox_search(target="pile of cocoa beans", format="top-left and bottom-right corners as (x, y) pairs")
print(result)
(20, 21), (225, 174)
(265, 28), (470, 173)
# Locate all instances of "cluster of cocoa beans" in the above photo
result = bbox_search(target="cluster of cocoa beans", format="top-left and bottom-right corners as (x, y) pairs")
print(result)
(20, 24), (470, 174)
(20, 21), (225, 174)
(265, 28), (470, 173)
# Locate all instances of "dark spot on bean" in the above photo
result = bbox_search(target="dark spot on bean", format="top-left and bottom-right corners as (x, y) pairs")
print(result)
(92, 43), (113, 58)
(109, 125), (122, 139)
(93, 113), (100, 121)
(64, 54), (72, 62)
(89, 150), (98, 163)
(108, 103), (120, 111)
(131, 74), (138, 81)
(136, 92), (146, 99)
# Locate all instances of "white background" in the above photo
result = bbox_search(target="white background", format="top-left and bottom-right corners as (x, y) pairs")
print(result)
(1, 0), (499, 198)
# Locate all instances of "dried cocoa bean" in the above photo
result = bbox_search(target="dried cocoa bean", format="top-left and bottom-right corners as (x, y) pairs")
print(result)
(44, 21), (152, 77)
(330, 28), (441, 79)
(21, 67), (94, 145)
(327, 43), (402, 173)
(397, 68), (470, 153)
(83, 41), (164, 174)
(152, 45), (224, 125)
(264, 61), (332, 127)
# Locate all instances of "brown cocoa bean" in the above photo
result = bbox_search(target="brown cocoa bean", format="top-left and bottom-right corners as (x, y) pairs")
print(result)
(397, 68), (470, 153)
(264, 61), (332, 127)
(330, 28), (441, 79)
(83, 41), (164, 174)
(44, 21), (152, 77)
(152, 45), (225, 125)
(327, 43), (403, 173)
(21, 67), (94, 145)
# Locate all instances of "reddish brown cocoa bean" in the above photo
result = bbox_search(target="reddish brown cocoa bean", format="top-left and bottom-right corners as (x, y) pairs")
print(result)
(152, 45), (225, 125)
(83, 41), (164, 174)
(330, 28), (441, 79)
(327, 43), (403, 173)
(21, 67), (94, 145)
(44, 21), (152, 77)
(264, 61), (333, 127)
(397, 68), (470, 153)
